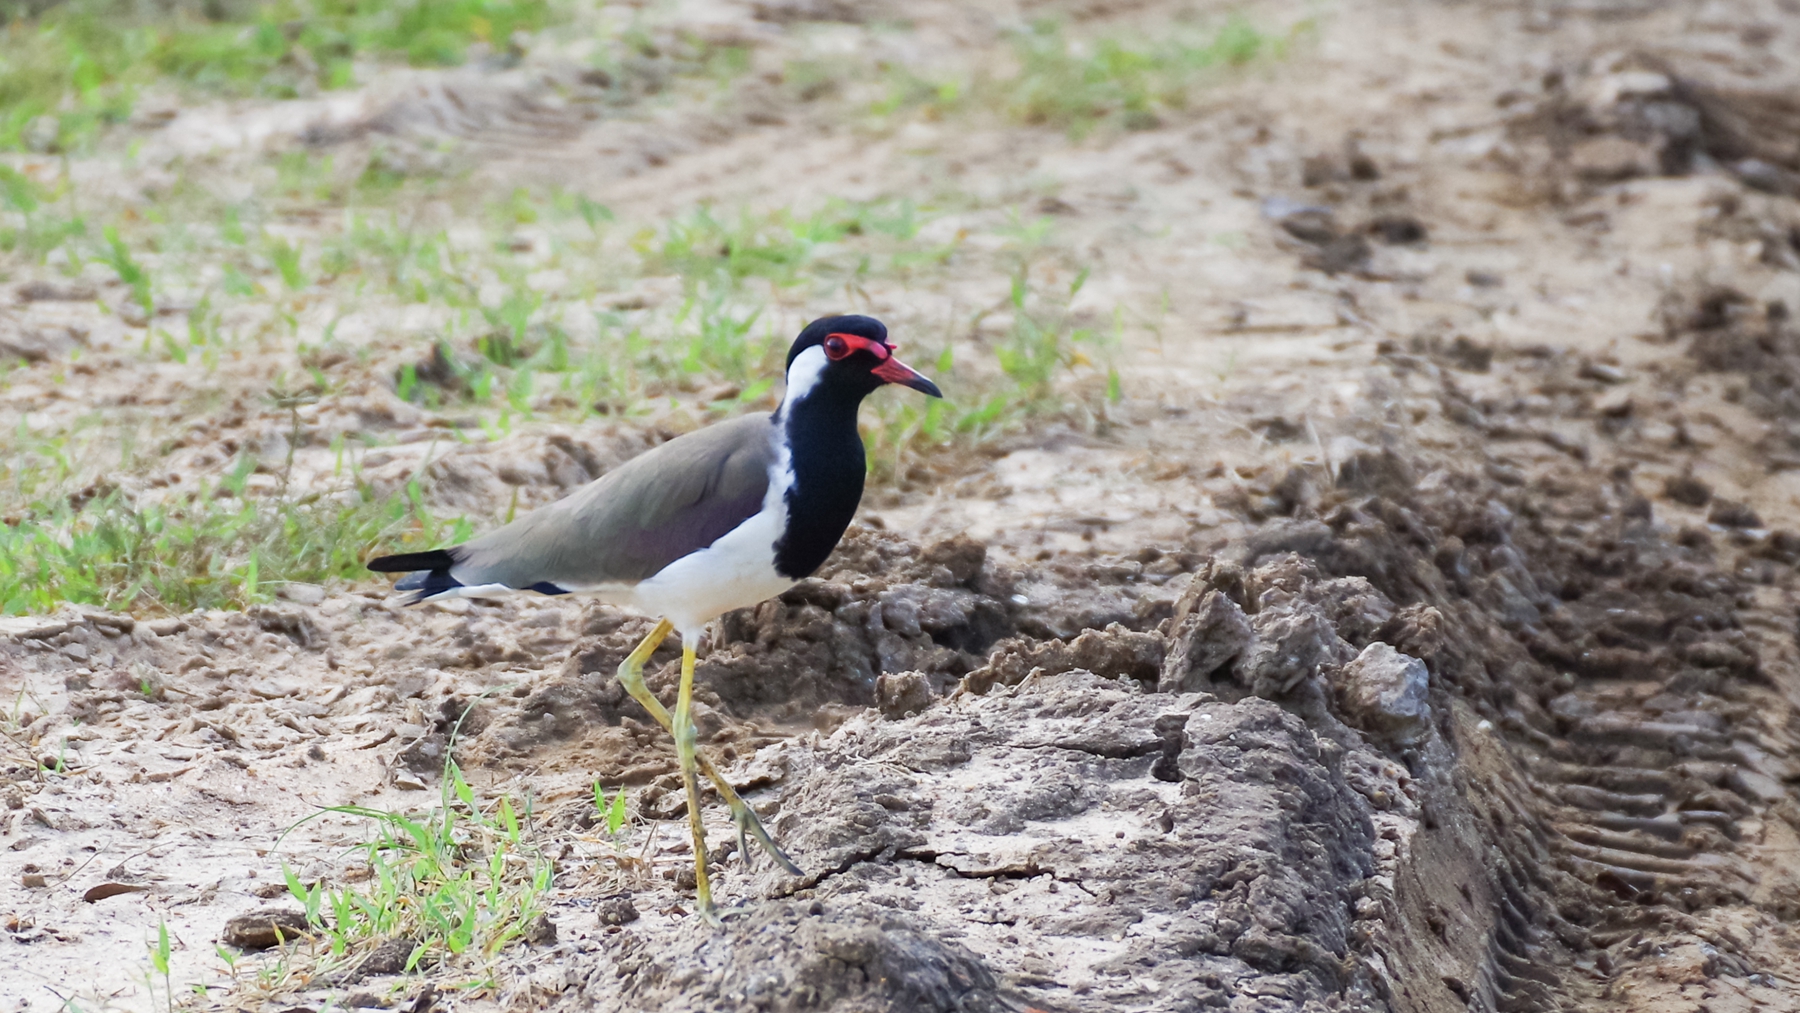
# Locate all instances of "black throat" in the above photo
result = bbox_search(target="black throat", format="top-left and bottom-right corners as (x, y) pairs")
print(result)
(771, 383), (868, 580)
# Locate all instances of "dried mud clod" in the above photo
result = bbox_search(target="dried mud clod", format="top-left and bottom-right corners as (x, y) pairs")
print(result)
(1504, 50), (1800, 202)
(221, 908), (312, 950)
(962, 622), (1165, 695)
(468, 528), (1173, 771)
(1664, 284), (1800, 472)
(607, 901), (1012, 1013)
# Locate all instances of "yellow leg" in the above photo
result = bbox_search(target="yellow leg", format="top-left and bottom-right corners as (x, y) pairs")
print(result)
(671, 640), (718, 922)
(613, 622), (801, 880)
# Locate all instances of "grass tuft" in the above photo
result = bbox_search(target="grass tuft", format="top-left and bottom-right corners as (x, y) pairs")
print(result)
(0, 0), (556, 151)
(0, 476), (466, 614)
(864, 263), (1117, 481)
(1011, 17), (1294, 136)
(259, 758), (553, 991)
(874, 17), (1304, 137)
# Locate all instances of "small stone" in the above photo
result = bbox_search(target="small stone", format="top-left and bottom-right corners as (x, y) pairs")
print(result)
(1302, 234), (1372, 275)
(1279, 209), (1340, 245)
(392, 771), (428, 791)
(1734, 159), (1797, 197)
(1158, 591), (1254, 693)
(20, 872), (46, 888)
(1236, 605), (1351, 698)
(1334, 643), (1432, 745)
(1664, 474), (1712, 508)
(1444, 336), (1494, 374)
(15, 280), (96, 302)
(278, 582), (328, 606)
(81, 611), (134, 634)
(1596, 390), (1634, 418)
(1579, 360), (1627, 384)
(1568, 136), (1658, 181)
(1337, 450), (1418, 493)
(1367, 215), (1427, 245)
(920, 535), (986, 585)
(358, 937), (417, 976)
(1066, 624), (1163, 686)
(146, 617), (187, 637)
(1377, 604), (1445, 661)
(596, 893), (639, 926)
(222, 908), (312, 949)
(525, 913), (557, 945)
(0, 617), (71, 640)
(1708, 499), (1762, 529)
(876, 670), (934, 719)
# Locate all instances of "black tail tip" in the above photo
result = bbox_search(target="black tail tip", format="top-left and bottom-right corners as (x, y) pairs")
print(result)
(369, 548), (462, 604)
(367, 549), (456, 574)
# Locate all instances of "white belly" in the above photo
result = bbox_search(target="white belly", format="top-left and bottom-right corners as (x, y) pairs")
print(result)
(627, 501), (795, 641)
(435, 415), (800, 645)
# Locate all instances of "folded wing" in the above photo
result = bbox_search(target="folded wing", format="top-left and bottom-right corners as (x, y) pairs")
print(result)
(370, 413), (777, 599)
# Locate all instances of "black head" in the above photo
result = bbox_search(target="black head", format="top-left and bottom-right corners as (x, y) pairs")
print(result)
(784, 314), (942, 401)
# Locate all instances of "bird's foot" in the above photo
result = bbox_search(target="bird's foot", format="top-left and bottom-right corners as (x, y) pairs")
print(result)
(728, 797), (802, 877)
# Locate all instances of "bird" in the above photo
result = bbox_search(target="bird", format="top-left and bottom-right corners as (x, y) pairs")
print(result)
(367, 314), (941, 921)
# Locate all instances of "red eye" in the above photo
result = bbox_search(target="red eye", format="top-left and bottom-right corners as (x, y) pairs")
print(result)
(824, 335), (851, 360)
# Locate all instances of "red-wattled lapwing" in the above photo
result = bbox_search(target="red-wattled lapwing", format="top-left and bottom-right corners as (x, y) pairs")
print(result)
(368, 315), (940, 921)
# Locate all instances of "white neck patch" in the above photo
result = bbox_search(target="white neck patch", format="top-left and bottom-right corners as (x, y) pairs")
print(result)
(780, 344), (830, 413)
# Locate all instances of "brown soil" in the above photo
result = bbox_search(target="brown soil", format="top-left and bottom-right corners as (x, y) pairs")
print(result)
(8, 1), (1800, 1012)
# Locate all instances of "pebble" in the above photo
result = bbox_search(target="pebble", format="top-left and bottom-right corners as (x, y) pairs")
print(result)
(278, 582), (328, 606)
(221, 908), (311, 949)
(596, 893), (639, 925)
(1335, 642), (1432, 745)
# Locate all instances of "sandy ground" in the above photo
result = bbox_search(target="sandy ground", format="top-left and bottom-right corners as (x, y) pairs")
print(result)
(8, 0), (1800, 1010)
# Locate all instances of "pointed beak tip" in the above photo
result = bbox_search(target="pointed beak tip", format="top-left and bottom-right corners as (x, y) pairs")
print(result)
(872, 355), (943, 398)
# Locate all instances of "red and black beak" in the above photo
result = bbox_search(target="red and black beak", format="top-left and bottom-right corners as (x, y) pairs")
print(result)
(872, 354), (943, 398)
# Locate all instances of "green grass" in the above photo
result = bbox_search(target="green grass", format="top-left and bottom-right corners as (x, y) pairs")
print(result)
(0, 139), (1116, 615)
(1004, 18), (1274, 136)
(636, 199), (936, 292)
(864, 263), (1119, 481)
(261, 758), (553, 990)
(0, 0), (557, 151)
(0, 480), (466, 614)
(0, 444), (468, 613)
(0, 180), (1114, 608)
(0, 164), (86, 259)
(593, 781), (629, 837)
(875, 17), (1303, 137)
(146, 919), (174, 1013)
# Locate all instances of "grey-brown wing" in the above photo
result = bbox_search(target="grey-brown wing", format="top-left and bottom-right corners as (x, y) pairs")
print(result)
(449, 413), (776, 589)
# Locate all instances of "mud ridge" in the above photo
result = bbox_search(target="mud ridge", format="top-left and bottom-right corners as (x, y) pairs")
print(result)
(499, 435), (1800, 1012)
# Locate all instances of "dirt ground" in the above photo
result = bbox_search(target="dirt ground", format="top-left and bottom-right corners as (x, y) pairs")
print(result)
(8, 0), (1800, 1011)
